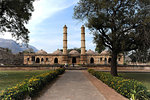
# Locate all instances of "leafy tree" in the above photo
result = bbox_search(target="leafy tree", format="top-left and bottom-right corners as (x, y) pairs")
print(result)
(0, 0), (35, 43)
(74, 0), (150, 76)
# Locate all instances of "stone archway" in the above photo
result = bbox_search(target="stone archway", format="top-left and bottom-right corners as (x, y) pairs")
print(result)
(72, 57), (76, 64)
(54, 58), (58, 64)
(90, 57), (94, 64)
(36, 58), (40, 63)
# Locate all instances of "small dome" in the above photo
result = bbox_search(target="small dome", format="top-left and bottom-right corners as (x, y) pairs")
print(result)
(36, 49), (47, 54)
(86, 49), (96, 55)
(100, 50), (109, 55)
(69, 50), (79, 55)
(53, 49), (62, 55)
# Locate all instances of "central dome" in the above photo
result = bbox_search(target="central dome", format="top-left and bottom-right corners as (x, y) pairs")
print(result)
(100, 50), (109, 55)
(86, 49), (96, 55)
(36, 49), (47, 54)
(69, 50), (80, 55)
(53, 49), (62, 55)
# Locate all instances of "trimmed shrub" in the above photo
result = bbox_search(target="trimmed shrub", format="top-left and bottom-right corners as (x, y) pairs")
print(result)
(88, 69), (150, 100)
(0, 68), (65, 100)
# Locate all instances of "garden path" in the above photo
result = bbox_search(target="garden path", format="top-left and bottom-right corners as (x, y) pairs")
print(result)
(33, 70), (106, 100)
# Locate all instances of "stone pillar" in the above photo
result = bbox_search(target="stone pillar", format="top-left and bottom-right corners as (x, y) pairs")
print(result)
(62, 25), (68, 64)
(63, 25), (67, 55)
(80, 25), (86, 64)
(81, 25), (85, 54)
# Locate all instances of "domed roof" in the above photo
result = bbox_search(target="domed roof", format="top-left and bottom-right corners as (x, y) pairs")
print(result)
(100, 50), (110, 55)
(69, 50), (80, 55)
(53, 49), (62, 55)
(36, 49), (47, 54)
(86, 49), (96, 55)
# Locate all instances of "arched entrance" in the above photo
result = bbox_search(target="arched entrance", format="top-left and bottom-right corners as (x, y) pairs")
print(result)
(72, 57), (76, 64)
(27, 58), (30, 61)
(54, 58), (58, 64)
(90, 57), (94, 64)
(41, 58), (44, 62)
(108, 58), (111, 63)
(36, 58), (40, 63)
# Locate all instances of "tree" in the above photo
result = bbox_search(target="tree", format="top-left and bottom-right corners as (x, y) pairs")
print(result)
(74, 0), (150, 76)
(93, 32), (105, 53)
(23, 48), (35, 53)
(129, 49), (150, 63)
(0, 0), (35, 43)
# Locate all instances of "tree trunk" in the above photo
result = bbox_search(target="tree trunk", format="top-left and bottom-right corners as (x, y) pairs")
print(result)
(111, 51), (118, 76)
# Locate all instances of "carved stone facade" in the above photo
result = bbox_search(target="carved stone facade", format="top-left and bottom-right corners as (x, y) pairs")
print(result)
(24, 25), (124, 65)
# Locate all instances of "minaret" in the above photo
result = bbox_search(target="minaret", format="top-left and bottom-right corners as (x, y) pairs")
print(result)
(80, 25), (86, 64)
(63, 25), (67, 54)
(62, 25), (68, 64)
(81, 25), (86, 54)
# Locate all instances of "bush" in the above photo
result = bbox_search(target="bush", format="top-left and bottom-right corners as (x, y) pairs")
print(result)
(0, 68), (65, 100)
(88, 69), (150, 100)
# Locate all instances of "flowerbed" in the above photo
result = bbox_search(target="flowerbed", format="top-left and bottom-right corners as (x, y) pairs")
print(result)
(88, 69), (150, 100)
(0, 68), (65, 100)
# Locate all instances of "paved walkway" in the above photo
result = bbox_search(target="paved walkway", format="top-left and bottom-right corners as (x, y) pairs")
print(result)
(34, 70), (106, 100)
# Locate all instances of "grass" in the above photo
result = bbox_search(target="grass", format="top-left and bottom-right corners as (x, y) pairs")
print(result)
(121, 72), (150, 90)
(0, 70), (50, 92)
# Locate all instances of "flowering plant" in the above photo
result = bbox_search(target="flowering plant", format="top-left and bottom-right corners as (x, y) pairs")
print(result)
(88, 69), (150, 100)
(0, 68), (65, 100)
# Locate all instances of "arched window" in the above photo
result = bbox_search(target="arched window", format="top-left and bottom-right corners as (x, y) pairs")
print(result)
(36, 58), (40, 63)
(41, 58), (44, 62)
(54, 58), (58, 64)
(90, 57), (94, 64)
(46, 58), (49, 62)
(72, 57), (76, 64)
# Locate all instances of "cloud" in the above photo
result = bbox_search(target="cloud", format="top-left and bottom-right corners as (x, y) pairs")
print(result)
(26, 0), (78, 31)
(1, 0), (78, 39)
(0, 0), (97, 53)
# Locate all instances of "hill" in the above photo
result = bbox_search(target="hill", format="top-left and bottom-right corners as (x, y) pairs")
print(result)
(0, 38), (38, 53)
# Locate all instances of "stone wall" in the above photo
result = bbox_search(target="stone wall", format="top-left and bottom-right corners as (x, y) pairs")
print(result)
(0, 48), (23, 65)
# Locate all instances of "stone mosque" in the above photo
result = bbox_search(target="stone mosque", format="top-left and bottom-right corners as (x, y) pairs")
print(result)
(24, 25), (124, 65)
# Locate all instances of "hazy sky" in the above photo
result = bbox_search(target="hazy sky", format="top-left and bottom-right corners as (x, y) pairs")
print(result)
(1, 0), (96, 53)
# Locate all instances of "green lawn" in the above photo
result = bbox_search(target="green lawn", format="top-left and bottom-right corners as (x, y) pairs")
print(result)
(0, 70), (50, 92)
(121, 72), (150, 90)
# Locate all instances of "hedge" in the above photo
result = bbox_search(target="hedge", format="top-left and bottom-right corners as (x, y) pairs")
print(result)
(0, 68), (65, 100)
(88, 69), (150, 100)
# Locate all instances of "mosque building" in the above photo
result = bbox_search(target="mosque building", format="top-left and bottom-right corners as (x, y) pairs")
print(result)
(24, 25), (124, 65)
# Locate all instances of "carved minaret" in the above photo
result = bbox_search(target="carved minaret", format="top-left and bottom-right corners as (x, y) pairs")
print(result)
(80, 25), (86, 64)
(63, 25), (67, 54)
(81, 25), (86, 54)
